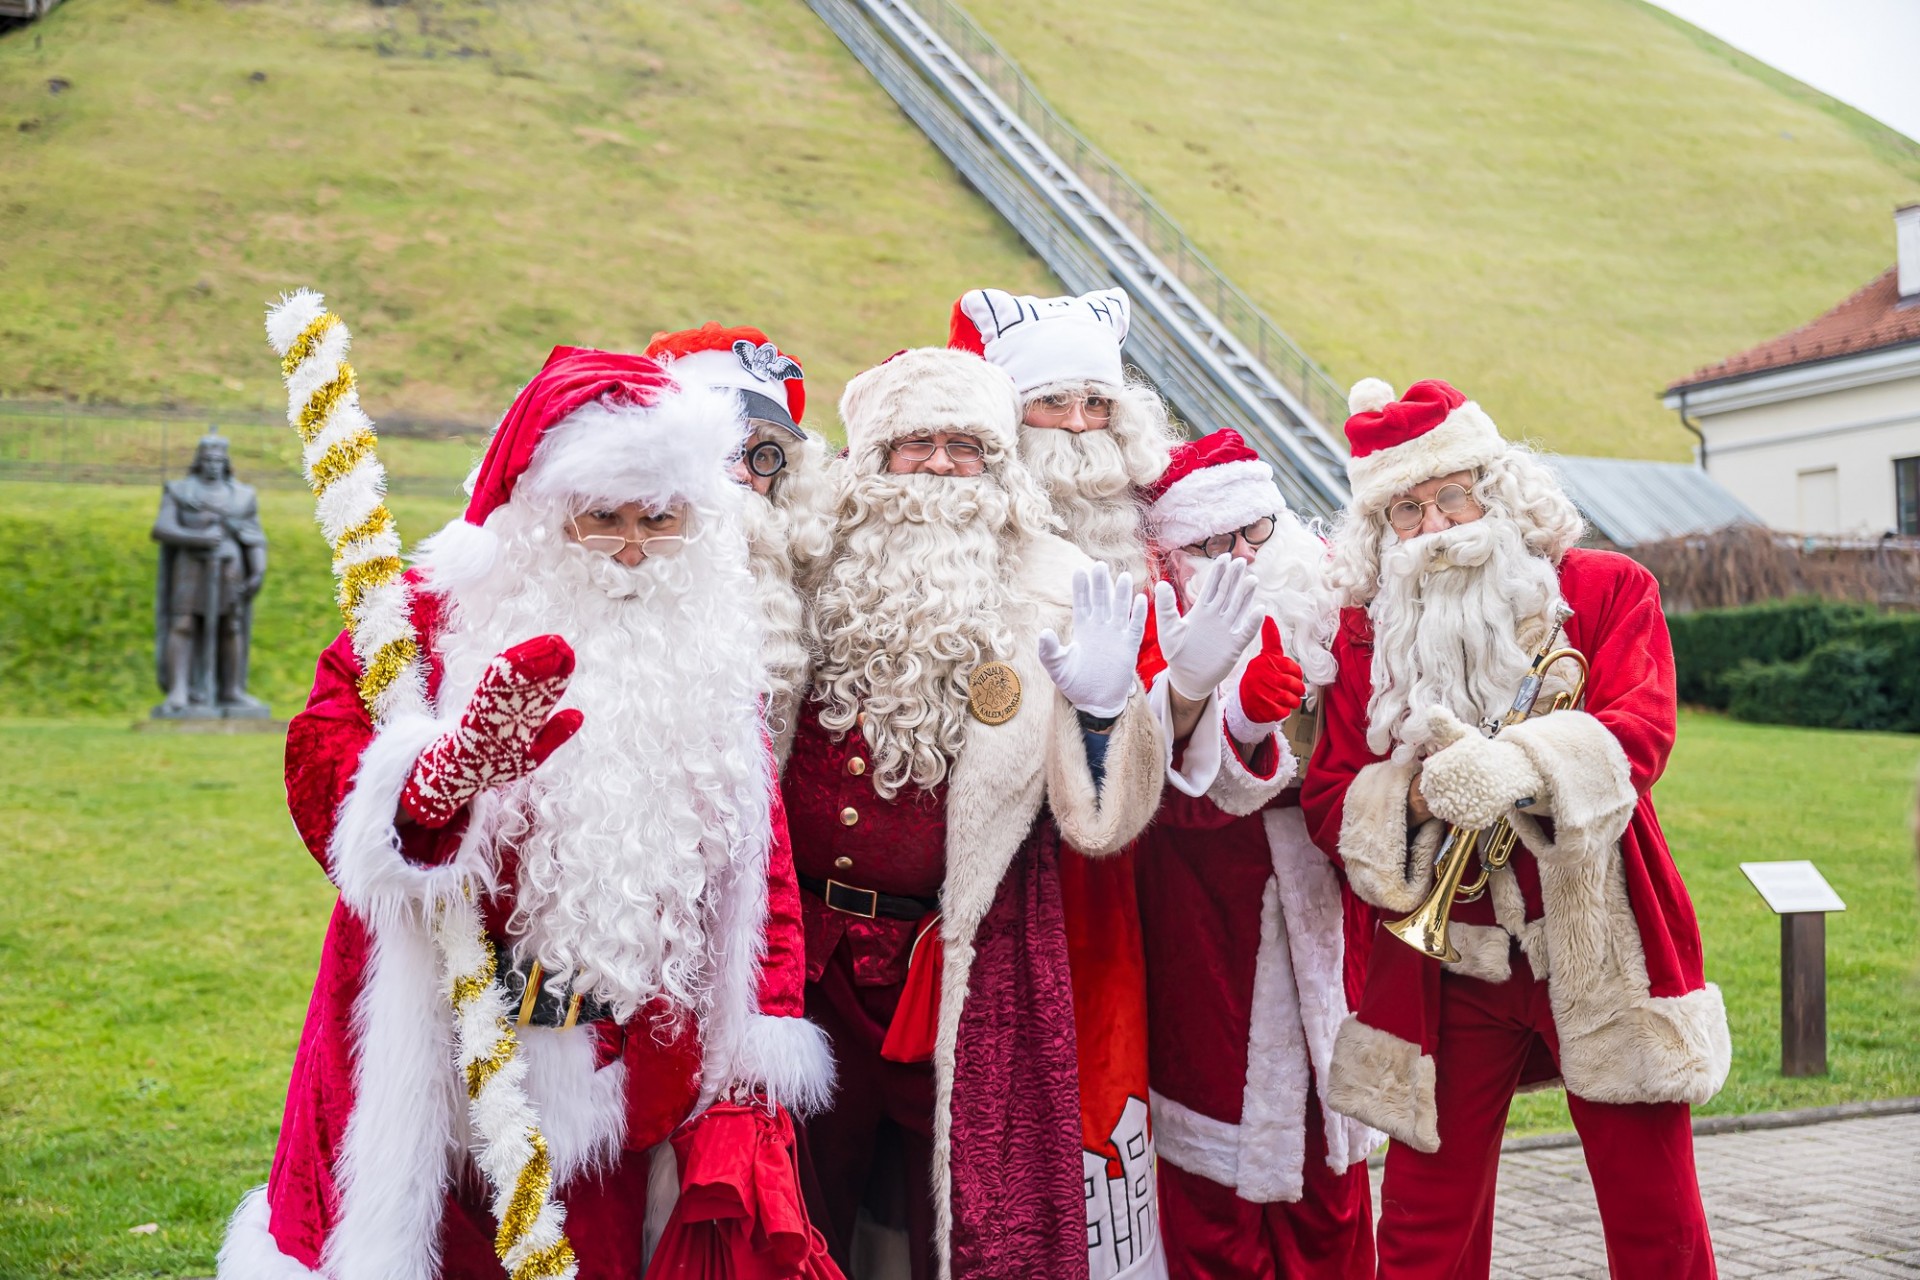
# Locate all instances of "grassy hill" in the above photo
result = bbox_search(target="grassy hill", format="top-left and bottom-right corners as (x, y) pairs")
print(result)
(0, 0), (1055, 422)
(960, 0), (1920, 459)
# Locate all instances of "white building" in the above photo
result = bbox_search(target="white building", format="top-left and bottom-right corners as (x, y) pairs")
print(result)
(1663, 204), (1920, 537)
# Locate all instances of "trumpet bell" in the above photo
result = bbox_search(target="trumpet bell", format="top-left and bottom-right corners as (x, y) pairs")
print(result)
(1384, 895), (1461, 963)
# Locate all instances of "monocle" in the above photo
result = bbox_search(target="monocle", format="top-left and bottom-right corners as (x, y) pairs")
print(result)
(966, 660), (1022, 725)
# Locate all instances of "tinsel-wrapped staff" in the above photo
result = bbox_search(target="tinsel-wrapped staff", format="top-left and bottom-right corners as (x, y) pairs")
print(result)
(257, 290), (578, 1280)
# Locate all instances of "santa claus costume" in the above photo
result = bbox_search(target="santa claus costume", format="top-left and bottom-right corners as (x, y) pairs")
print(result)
(1132, 431), (1380, 1280)
(784, 347), (1166, 1280)
(219, 344), (833, 1280)
(645, 323), (836, 765)
(1300, 379), (1730, 1279)
(951, 287), (1184, 1280)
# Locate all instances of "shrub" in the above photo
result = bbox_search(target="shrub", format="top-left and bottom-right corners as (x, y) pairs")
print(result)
(1671, 599), (1920, 732)
(1666, 598), (1877, 708)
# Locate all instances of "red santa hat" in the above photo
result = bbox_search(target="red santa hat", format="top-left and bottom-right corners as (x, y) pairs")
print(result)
(948, 286), (1130, 396)
(1143, 428), (1286, 549)
(1342, 377), (1505, 513)
(838, 347), (1020, 464)
(645, 323), (806, 438)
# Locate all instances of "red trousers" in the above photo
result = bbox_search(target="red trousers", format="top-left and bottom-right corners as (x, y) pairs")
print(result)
(800, 937), (938, 1280)
(1376, 953), (1716, 1280)
(1158, 1083), (1376, 1280)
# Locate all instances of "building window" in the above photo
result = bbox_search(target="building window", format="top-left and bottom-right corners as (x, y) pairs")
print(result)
(1898, 456), (1920, 536)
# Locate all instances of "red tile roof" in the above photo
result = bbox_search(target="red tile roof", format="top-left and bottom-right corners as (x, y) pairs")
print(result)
(1667, 267), (1920, 392)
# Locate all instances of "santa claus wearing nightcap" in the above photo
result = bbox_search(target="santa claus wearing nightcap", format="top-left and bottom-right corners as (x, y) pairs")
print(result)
(1301, 378), (1729, 1279)
(219, 347), (832, 1279)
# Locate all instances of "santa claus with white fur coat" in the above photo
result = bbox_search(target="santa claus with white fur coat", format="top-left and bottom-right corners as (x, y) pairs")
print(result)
(219, 347), (832, 1279)
(1131, 430), (1381, 1279)
(1300, 378), (1729, 1279)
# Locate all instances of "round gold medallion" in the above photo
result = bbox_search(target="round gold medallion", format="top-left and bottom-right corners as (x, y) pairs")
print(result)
(967, 660), (1022, 726)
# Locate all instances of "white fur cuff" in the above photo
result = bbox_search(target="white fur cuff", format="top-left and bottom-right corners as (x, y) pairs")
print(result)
(1337, 759), (1437, 915)
(218, 1187), (324, 1280)
(1326, 1017), (1439, 1154)
(1500, 709), (1635, 837)
(1207, 720), (1295, 818)
(1224, 692), (1284, 752)
(730, 1014), (836, 1117)
(327, 712), (479, 929)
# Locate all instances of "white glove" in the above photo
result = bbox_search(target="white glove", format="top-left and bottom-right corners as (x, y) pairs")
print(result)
(1152, 555), (1262, 702)
(1418, 708), (1547, 831)
(1038, 563), (1149, 718)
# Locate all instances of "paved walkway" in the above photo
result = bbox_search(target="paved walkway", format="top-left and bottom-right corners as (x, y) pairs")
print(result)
(1370, 1109), (1920, 1276)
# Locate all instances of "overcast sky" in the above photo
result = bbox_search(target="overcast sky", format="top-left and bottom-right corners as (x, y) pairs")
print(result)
(1650, 0), (1920, 142)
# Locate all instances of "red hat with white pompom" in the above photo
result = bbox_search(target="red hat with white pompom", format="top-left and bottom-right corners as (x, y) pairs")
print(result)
(1342, 378), (1506, 513)
(948, 287), (1130, 396)
(646, 323), (805, 438)
(1142, 428), (1286, 549)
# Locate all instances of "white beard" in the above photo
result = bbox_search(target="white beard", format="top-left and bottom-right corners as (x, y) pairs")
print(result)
(740, 495), (811, 738)
(1017, 382), (1173, 581)
(1364, 515), (1562, 763)
(427, 499), (771, 1021)
(810, 472), (1030, 799)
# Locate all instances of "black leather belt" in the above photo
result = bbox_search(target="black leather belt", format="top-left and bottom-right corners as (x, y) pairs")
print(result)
(799, 874), (939, 921)
(491, 938), (617, 1029)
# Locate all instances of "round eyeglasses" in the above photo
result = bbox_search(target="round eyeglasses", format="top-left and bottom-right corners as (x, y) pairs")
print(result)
(891, 437), (985, 464)
(1184, 514), (1277, 560)
(744, 439), (787, 479)
(1387, 483), (1476, 533)
(1026, 392), (1114, 426)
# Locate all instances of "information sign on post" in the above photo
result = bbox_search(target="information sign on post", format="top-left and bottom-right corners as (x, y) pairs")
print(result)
(1740, 861), (1846, 1077)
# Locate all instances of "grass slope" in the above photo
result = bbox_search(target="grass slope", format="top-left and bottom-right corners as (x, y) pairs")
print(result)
(0, 0), (1055, 420)
(960, 0), (1920, 459)
(1, 712), (1913, 1274)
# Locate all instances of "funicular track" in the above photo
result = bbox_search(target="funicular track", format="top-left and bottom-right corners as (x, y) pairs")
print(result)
(805, 0), (1353, 519)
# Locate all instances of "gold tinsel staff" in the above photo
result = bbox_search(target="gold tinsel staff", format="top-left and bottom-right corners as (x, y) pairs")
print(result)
(266, 291), (579, 1280)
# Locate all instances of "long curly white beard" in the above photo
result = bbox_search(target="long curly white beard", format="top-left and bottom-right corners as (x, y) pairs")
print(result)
(429, 500), (771, 1021)
(1365, 515), (1562, 764)
(1017, 384), (1172, 581)
(811, 473), (1028, 799)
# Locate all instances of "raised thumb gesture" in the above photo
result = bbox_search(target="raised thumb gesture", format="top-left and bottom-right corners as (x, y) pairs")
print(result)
(1227, 618), (1306, 742)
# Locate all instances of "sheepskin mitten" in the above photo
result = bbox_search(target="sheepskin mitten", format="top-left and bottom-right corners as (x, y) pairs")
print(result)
(1418, 707), (1545, 831)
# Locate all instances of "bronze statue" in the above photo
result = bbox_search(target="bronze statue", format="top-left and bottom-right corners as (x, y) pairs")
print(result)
(152, 434), (271, 718)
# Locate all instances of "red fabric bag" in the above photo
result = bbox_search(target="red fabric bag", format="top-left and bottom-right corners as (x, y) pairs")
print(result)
(879, 913), (943, 1064)
(647, 1102), (844, 1280)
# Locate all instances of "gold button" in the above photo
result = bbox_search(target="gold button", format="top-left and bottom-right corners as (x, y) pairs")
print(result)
(840, 807), (859, 827)
(847, 757), (866, 776)
(834, 856), (854, 870)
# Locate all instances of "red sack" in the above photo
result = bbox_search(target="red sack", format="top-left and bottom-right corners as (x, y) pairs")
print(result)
(647, 1102), (844, 1280)
(879, 913), (943, 1065)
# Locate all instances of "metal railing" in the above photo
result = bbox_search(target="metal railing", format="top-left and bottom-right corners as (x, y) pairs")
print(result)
(0, 399), (486, 497)
(807, 0), (1352, 516)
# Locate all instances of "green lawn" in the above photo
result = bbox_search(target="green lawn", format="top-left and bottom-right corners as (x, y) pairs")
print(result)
(0, 0), (1055, 421)
(961, 0), (1920, 459)
(1, 710), (1913, 1273)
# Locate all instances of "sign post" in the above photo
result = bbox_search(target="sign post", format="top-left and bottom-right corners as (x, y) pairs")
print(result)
(1740, 861), (1846, 1077)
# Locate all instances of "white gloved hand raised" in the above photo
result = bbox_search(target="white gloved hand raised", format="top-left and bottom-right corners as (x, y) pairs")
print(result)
(1038, 563), (1150, 719)
(1152, 555), (1263, 702)
(1417, 707), (1547, 831)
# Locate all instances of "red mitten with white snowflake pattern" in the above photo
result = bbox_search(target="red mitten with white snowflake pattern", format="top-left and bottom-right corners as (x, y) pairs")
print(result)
(1225, 618), (1306, 744)
(398, 634), (585, 828)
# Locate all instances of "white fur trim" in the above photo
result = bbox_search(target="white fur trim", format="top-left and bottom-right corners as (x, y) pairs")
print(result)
(1326, 1016), (1438, 1154)
(325, 711), (486, 934)
(1234, 874), (1310, 1201)
(413, 517), (501, 599)
(322, 916), (461, 1280)
(517, 381), (747, 516)
(1147, 459), (1285, 551)
(1222, 694), (1283, 756)
(1206, 719), (1293, 818)
(839, 346), (1021, 462)
(217, 1186), (324, 1280)
(1148, 1091), (1241, 1189)
(960, 287), (1129, 395)
(519, 1027), (628, 1186)
(1442, 923), (1514, 984)
(729, 1014), (836, 1117)
(1347, 378), (1396, 415)
(1346, 400), (1505, 513)
(1337, 758), (1442, 915)
(1501, 709), (1635, 834)
(1150, 669), (1222, 798)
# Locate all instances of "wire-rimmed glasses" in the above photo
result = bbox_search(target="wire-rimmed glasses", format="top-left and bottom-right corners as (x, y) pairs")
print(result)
(1183, 514), (1278, 560)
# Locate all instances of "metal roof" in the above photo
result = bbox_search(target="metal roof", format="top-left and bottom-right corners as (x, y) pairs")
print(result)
(1547, 455), (1760, 548)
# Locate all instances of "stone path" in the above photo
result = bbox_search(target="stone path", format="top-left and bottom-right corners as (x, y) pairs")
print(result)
(1370, 1108), (1920, 1276)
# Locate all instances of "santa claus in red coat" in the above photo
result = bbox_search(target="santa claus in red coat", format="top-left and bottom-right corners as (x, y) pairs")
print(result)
(218, 345), (832, 1280)
(1130, 430), (1380, 1279)
(1300, 378), (1730, 1279)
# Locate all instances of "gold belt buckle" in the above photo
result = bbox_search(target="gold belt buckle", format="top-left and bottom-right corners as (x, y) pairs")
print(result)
(825, 878), (879, 919)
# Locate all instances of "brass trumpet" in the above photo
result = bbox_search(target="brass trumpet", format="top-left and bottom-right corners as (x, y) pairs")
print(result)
(1384, 607), (1590, 963)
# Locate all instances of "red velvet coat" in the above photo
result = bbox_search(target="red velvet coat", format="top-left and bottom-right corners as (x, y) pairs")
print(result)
(1299, 550), (1730, 1153)
(220, 582), (819, 1280)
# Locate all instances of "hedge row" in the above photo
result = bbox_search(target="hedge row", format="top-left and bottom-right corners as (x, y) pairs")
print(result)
(1667, 599), (1920, 733)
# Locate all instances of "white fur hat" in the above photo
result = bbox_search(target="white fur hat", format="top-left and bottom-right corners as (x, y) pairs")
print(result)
(948, 287), (1130, 395)
(1144, 428), (1286, 549)
(1343, 377), (1506, 513)
(838, 347), (1021, 464)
